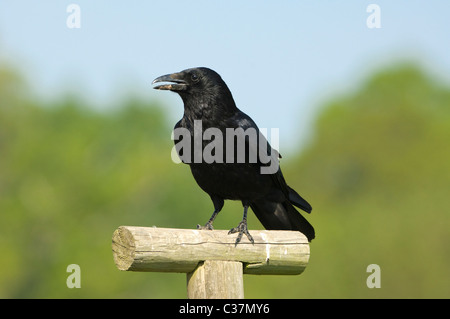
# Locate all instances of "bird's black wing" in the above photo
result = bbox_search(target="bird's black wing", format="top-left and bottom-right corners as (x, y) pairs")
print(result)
(230, 110), (312, 213)
(229, 110), (315, 241)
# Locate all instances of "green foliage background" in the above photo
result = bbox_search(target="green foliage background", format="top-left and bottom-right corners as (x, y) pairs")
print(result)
(0, 63), (449, 298)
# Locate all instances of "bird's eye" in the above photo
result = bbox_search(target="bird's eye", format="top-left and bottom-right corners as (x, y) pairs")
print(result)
(191, 73), (199, 82)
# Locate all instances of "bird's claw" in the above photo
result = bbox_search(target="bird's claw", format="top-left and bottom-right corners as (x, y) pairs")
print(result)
(197, 222), (214, 230)
(228, 221), (254, 246)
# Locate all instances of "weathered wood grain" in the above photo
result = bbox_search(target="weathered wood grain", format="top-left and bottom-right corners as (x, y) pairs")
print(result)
(112, 226), (310, 275)
(187, 260), (244, 299)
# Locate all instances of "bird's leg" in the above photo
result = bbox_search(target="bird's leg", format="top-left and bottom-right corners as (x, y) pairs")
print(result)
(228, 204), (254, 246)
(197, 209), (219, 230)
(197, 196), (224, 230)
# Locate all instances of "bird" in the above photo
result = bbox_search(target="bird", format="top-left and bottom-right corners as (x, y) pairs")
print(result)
(152, 67), (314, 245)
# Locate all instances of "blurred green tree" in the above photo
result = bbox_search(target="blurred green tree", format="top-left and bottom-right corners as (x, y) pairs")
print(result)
(249, 64), (450, 298)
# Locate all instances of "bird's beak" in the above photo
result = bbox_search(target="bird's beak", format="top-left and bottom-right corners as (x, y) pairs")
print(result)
(152, 72), (187, 91)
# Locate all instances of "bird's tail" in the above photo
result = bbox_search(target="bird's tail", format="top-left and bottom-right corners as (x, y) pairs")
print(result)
(287, 185), (312, 214)
(250, 200), (315, 241)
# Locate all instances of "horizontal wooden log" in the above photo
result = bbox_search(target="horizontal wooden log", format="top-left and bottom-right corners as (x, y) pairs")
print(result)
(112, 226), (309, 275)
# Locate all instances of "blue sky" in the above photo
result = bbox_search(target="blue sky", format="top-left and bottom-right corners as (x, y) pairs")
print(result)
(1, 1), (449, 151)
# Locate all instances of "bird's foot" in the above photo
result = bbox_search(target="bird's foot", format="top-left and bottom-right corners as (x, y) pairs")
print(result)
(197, 222), (214, 230)
(228, 220), (254, 246)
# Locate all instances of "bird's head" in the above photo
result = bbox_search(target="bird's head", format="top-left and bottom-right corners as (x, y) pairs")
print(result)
(153, 67), (238, 120)
(152, 67), (222, 93)
(152, 67), (236, 107)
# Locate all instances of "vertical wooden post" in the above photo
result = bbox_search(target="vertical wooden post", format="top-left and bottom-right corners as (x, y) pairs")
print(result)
(187, 260), (244, 299)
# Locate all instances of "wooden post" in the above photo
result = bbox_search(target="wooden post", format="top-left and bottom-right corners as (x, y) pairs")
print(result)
(187, 260), (244, 299)
(112, 226), (310, 299)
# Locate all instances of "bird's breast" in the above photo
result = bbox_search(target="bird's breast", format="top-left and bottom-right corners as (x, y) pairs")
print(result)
(189, 162), (272, 201)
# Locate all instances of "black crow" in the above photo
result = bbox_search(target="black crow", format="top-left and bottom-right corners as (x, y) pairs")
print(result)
(152, 67), (314, 244)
